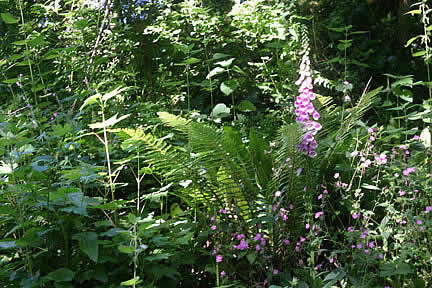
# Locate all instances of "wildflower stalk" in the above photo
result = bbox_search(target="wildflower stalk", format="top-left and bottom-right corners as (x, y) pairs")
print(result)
(216, 262), (219, 287)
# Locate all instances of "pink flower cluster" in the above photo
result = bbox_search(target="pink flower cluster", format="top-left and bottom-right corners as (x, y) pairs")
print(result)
(233, 233), (248, 251)
(295, 52), (321, 158)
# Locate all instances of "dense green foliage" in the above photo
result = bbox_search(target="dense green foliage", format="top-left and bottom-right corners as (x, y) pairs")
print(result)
(1, 0), (432, 287)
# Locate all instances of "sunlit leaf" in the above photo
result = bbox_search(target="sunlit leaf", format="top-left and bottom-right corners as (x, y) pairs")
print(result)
(89, 113), (130, 129)
(1, 12), (19, 24)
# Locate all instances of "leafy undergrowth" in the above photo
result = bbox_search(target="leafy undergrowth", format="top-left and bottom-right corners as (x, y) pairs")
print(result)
(1, 0), (432, 287)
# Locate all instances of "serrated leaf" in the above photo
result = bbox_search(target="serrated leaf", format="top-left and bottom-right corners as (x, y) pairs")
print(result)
(121, 277), (141, 286)
(211, 103), (230, 118)
(220, 80), (237, 96)
(237, 100), (256, 112)
(89, 113), (130, 129)
(128, 213), (137, 224)
(420, 127), (431, 147)
(183, 57), (200, 65)
(102, 87), (128, 102)
(80, 94), (101, 111)
(215, 58), (235, 68)
(207, 67), (225, 79)
(246, 253), (256, 264)
(1, 12), (19, 24)
(47, 268), (75, 282)
(212, 53), (230, 60)
(118, 245), (135, 254)
(73, 232), (98, 262)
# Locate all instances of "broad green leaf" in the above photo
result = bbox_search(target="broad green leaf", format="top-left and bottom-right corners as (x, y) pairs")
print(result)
(207, 67), (225, 79)
(246, 253), (256, 264)
(128, 213), (137, 224)
(361, 183), (380, 190)
(379, 262), (414, 277)
(47, 268), (75, 282)
(118, 245), (135, 254)
(145, 253), (170, 262)
(327, 57), (342, 64)
(89, 113), (130, 129)
(170, 203), (183, 218)
(73, 232), (98, 262)
(406, 35), (422, 47)
(220, 80), (237, 96)
(211, 103), (230, 118)
(215, 58), (235, 68)
(405, 9), (421, 15)
(183, 57), (200, 65)
(328, 27), (346, 32)
(121, 277), (141, 286)
(413, 50), (426, 57)
(2, 78), (19, 84)
(1, 12), (19, 24)
(80, 94), (101, 111)
(212, 53), (230, 60)
(102, 87), (128, 102)
(12, 40), (27, 46)
(337, 42), (351, 51)
(420, 127), (431, 147)
(237, 100), (256, 112)
(232, 65), (246, 76)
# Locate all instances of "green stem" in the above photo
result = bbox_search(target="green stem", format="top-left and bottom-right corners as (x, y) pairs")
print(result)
(17, 0), (37, 104)
(101, 106), (117, 222)
(216, 262), (219, 287)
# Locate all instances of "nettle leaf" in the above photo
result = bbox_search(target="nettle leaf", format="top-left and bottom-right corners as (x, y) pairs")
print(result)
(89, 113), (130, 129)
(379, 262), (414, 277)
(207, 67), (225, 79)
(118, 245), (135, 254)
(220, 80), (237, 96)
(237, 100), (256, 112)
(216, 58), (235, 68)
(121, 277), (141, 286)
(212, 53), (230, 60)
(420, 127), (431, 147)
(1, 12), (19, 24)
(47, 268), (75, 282)
(102, 86), (128, 102)
(211, 103), (230, 118)
(73, 232), (99, 262)
(80, 94), (101, 111)
(182, 57), (200, 65)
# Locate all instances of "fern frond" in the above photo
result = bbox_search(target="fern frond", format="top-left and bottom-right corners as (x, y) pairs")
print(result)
(157, 112), (191, 135)
(112, 128), (191, 183)
(339, 86), (382, 141)
(271, 124), (304, 200)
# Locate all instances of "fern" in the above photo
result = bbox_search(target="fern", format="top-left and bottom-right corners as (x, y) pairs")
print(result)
(113, 113), (268, 220)
(340, 85), (382, 142)
(271, 124), (303, 201)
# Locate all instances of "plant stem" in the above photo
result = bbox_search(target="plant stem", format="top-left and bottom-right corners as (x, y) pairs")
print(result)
(17, 0), (37, 104)
(101, 106), (116, 223)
